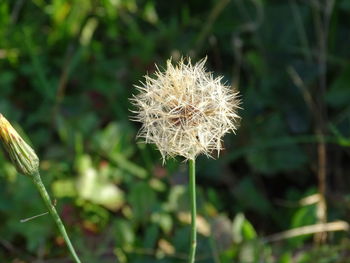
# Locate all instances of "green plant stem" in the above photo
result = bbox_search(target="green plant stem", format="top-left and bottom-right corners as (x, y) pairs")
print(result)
(32, 172), (81, 263)
(188, 159), (197, 263)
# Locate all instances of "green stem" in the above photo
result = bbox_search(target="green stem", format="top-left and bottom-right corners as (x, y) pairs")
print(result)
(188, 159), (197, 263)
(32, 172), (81, 263)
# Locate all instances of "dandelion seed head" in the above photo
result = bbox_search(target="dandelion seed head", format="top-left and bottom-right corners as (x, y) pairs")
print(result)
(131, 57), (240, 162)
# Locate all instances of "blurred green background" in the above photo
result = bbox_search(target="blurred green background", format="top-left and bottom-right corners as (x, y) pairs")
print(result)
(1, 0), (350, 262)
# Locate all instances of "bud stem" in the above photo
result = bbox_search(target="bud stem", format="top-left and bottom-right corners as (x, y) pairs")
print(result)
(188, 159), (197, 263)
(32, 172), (81, 263)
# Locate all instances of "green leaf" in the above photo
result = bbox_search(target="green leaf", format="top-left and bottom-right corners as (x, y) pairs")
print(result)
(114, 219), (135, 248)
(232, 213), (257, 243)
(128, 182), (157, 225)
(279, 252), (293, 263)
(232, 213), (245, 243)
(233, 178), (271, 215)
(242, 219), (257, 241)
(151, 212), (173, 234)
(52, 179), (77, 198)
(326, 64), (350, 108)
(76, 154), (125, 211)
(143, 224), (159, 249)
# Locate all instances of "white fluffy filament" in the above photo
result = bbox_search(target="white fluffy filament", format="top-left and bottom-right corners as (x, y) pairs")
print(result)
(131, 57), (240, 162)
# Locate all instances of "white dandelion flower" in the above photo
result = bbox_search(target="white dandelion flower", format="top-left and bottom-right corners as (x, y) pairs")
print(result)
(131, 57), (240, 161)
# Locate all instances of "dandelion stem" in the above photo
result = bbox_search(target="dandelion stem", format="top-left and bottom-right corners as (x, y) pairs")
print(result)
(32, 172), (81, 263)
(188, 159), (197, 263)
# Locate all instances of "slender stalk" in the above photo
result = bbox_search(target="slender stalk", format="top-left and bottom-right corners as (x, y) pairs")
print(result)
(188, 159), (197, 263)
(32, 172), (81, 263)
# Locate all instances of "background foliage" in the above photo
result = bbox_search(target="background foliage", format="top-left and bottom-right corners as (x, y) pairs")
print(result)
(1, 0), (350, 262)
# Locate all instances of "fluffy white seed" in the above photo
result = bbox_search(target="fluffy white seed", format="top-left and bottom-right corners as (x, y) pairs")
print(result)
(131, 57), (240, 162)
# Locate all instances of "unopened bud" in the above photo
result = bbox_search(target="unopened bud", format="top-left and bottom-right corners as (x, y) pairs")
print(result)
(0, 114), (39, 176)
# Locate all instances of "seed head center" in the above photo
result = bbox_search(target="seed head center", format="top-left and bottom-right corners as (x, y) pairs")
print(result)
(169, 105), (205, 128)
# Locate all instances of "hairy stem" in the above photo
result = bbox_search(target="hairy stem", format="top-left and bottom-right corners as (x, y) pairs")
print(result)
(32, 172), (81, 263)
(188, 159), (197, 263)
